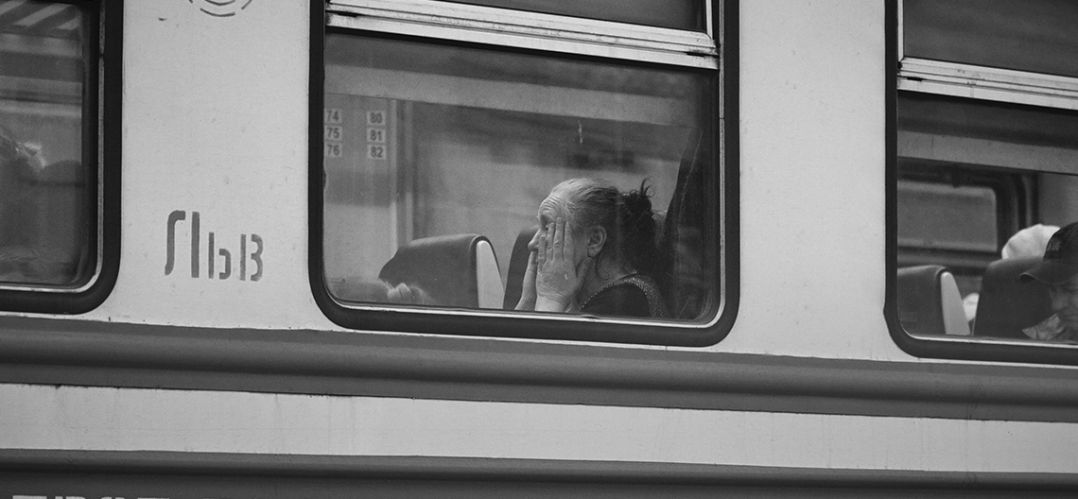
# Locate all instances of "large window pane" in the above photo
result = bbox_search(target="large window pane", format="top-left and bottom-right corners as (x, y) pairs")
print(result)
(0, 1), (92, 287)
(323, 34), (718, 321)
(897, 93), (1078, 343)
(442, 0), (706, 31)
(904, 0), (1078, 77)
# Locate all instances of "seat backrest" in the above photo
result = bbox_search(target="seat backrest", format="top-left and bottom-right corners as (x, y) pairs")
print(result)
(896, 265), (970, 336)
(974, 256), (1052, 339)
(502, 226), (536, 310)
(379, 233), (504, 309)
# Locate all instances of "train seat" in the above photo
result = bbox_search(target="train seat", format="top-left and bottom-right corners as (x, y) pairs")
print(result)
(379, 233), (504, 309)
(897, 265), (970, 336)
(973, 256), (1052, 339)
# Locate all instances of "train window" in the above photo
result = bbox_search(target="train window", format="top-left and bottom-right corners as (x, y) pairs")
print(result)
(895, 95), (1078, 347)
(893, 0), (1078, 362)
(313, 0), (734, 344)
(0, 0), (108, 303)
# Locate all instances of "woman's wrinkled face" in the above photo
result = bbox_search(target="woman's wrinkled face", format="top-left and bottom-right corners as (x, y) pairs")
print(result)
(528, 189), (588, 267)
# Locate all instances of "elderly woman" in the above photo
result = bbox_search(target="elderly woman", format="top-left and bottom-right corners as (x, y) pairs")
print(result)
(515, 178), (666, 318)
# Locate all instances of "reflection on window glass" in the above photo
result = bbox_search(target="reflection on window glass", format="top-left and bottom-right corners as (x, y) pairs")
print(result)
(442, 0), (706, 31)
(898, 180), (998, 254)
(0, 1), (91, 287)
(897, 93), (1078, 344)
(323, 35), (718, 321)
(904, 0), (1078, 77)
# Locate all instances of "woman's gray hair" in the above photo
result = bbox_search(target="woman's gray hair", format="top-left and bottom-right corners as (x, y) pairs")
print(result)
(549, 177), (657, 275)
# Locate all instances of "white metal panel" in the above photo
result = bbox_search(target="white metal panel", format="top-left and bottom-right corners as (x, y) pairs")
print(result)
(91, 0), (327, 328)
(2, 383), (1078, 473)
(729, 0), (900, 359)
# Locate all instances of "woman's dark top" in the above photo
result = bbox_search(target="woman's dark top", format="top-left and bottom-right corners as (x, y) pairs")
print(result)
(580, 274), (666, 318)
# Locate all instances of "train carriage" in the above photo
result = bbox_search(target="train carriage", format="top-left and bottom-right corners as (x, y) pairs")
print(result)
(1, 0), (1078, 496)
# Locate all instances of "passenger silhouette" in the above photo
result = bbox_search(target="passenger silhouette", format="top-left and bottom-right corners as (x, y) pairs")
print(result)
(1019, 221), (1078, 341)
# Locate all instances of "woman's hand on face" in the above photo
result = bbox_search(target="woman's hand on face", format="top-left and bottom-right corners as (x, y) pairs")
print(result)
(535, 218), (592, 312)
(514, 250), (538, 310)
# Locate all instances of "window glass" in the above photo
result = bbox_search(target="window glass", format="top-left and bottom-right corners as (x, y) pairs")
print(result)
(897, 93), (1078, 343)
(323, 34), (719, 321)
(898, 180), (998, 254)
(442, 0), (706, 31)
(0, 0), (92, 287)
(904, 0), (1078, 77)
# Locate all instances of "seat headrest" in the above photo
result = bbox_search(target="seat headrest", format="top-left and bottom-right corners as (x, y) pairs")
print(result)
(897, 265), (969, 336)
(974, 256), (1052, 339)
(379, 233), (500, 308)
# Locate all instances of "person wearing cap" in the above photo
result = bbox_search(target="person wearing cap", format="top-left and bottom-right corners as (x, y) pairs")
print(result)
(1019, 221), (1078, 342)
(1003, 223), (1059, 260)
(961, 223), (1062, 325)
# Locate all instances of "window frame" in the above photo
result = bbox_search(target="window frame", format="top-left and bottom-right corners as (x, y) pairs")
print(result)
(0, 0), (121, 314)
(897, 0), (1078, 112)
(309, 0), (739, 346)
(886, 0), (1078, 365)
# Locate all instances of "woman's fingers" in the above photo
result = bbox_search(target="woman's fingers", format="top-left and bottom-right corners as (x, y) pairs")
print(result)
(537, 224), (549, 268)
(560, 219), (575, 264)
(553, 218), (565, 261)
(544, 222), (555, 265)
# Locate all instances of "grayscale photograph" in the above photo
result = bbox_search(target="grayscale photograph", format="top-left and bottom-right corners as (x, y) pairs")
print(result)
(0, 0), (1076, 496)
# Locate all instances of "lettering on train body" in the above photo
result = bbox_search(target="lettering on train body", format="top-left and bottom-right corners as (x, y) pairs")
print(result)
(164, 210), (263, 281)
